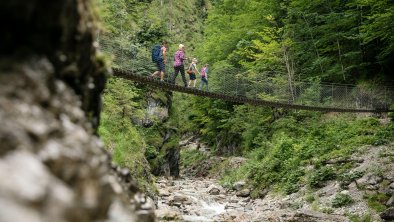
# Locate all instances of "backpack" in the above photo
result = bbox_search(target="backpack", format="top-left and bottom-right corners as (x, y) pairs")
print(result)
(151, 44), (162, 62)
(187, 64), (193, 74)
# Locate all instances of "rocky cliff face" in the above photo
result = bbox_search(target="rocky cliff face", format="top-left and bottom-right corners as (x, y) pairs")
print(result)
(134, 90), (180, 178)
(0, 0), (154, 221)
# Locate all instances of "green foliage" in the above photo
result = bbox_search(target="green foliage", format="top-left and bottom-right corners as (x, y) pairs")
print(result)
(305, 193), (316, 203)
(373, 123), (394, 146)
(95, 0), (394, 203)
(101, 77), (144, 118)
(348, 214), (373, 222)
(177, 96), (258, 155)
(201, 109), (393, 194)
(296, 79), (323, 106)
(332, 193), (354, 208)
(197, 0), (394, 95)
(96, 0), (211, 97)
(180, 149), (208, 169)
(321, 207), (334, 214)
(99, 77), (155, 193)
(338, 171), (364, 189)
(208, 158), (231, 179)
(173, 0), (394, 200)
(363, 193), (389, 212)
(96, 0), (211, 178)
(357, 0), (394, 63)
(145, 145), (159, 160)
(290, 202), (303, 210)
(282, 169), (304, 194)
(308, 166), (336, 188)
(389, 105), (394, 121)
(219, 163), (249, 190)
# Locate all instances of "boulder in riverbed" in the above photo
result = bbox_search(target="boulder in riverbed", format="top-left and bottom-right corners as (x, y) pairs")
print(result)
(236, 188), (251, 197)
(168, 194), (189, 207)
(380, 207), (394, 221)
(156, 209), (181, 221)
(233, 181), (246, 191)
(207, 184), (222, 195)
(209, 187), (221, 195)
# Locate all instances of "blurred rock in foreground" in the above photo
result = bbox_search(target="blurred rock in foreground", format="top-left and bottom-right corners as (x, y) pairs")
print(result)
(0, 0), (155, 221)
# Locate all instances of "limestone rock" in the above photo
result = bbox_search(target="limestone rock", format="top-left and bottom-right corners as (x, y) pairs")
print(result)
(290, 210), (350, 222)
(380, 207), (394, 220)
(258, 188), (269, 199)
(357, 173), (383, 187)
(229, 198), (239, 203)
(135, 98), (169, 127)
(241, 197), (251, 203)
(209, 187), (221, 195)
(159, 190), (171, 197)
(236, 188), (251, 197)
(225, 203), (237, 209)
(172, 194), (189, 202)
(156, 209), (181, 221)
(233, 181), (246, 191)
(207, 184), (223, 195)
(386, 196), (394, 206)
(168, 194), (189, 207)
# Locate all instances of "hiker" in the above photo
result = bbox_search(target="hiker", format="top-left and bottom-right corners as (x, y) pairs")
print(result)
(151, 41), (168, 81)
(187, 58), (200, 88)
(199, 63), (209, 91)
(171, 44), (188, 87)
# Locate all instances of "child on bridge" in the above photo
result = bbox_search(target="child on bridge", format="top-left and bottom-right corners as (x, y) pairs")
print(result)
(199, 64), (209, 91)
(187, 58), (199, 88)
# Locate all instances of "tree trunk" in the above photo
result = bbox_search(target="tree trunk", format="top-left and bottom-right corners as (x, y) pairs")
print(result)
(336, 39), (346, 80)
(283, 46), (295, 102)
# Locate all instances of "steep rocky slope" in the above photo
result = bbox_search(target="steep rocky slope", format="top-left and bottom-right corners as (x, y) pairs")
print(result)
(176, 139), (394, 221)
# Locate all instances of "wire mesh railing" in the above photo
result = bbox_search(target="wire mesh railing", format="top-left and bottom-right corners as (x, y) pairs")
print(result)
(98, 37), (394, 112)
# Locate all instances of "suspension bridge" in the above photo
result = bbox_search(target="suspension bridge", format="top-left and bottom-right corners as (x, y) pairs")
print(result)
(100, 40), (394, 113)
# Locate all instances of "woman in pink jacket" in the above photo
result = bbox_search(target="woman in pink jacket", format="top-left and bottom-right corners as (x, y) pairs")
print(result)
(171, 44), (188, 87)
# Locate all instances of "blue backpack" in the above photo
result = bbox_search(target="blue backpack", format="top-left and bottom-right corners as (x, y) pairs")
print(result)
(151, 44), (162, 62)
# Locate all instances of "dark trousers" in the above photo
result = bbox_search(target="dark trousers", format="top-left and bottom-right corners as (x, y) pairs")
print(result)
(200, 77), (208, 91)
(172, 65), (187, 87)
